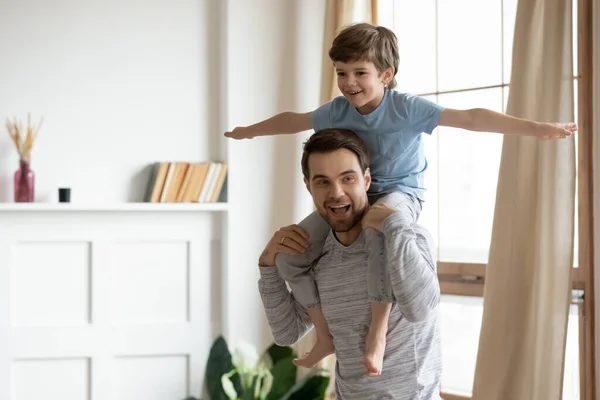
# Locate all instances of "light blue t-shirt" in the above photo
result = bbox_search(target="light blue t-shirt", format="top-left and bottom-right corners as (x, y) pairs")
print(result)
(311, 90), (444, 201)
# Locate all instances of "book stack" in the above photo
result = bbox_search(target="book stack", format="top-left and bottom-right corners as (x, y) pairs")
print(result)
(143, 161), (228, 203)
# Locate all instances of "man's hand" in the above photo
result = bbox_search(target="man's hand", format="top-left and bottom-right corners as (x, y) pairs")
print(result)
(362, 204), (396, 232)
(536, 122), (578, 140)
(258, 225), (309, 266)
(224, 127), (254, 140)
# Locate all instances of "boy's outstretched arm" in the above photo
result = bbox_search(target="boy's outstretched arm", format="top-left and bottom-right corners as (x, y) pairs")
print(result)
(438, 108), (577, 140)
(224, 112), (312, 140)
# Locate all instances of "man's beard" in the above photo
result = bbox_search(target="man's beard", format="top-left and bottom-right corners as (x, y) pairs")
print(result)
(319, 204), (367, 233)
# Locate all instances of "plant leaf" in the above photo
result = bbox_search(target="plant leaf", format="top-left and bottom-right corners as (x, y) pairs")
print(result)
(266, 343), (296, 365)
(281, 374), (330, 400)
(265, 356), (297, 400)
(205, 336), (244, 400)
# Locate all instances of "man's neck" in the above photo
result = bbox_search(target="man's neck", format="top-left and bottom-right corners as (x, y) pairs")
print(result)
(333, 224), (363, 246)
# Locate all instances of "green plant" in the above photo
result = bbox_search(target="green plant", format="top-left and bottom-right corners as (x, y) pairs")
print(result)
(183, 336), (330, 400)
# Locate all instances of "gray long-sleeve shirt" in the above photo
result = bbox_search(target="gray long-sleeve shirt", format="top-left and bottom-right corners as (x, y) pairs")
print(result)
(258, 214), (442, 399)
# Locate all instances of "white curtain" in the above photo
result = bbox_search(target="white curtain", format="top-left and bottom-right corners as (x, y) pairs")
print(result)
(471, 0), (576, 398)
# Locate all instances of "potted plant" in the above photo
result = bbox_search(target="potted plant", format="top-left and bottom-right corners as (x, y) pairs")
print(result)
(184, 335), (330, 400)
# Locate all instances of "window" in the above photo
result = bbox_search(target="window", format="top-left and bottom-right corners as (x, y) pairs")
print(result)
(378, 0), (515, 264)
(377, 0), (593, 399)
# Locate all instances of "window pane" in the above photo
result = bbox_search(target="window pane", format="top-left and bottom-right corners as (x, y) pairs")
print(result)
(440, 299), (581, 398)
(562, 304), (581, 400)
(385, 0), (437, 94)
(437, 88), (503, 262)
(503, 0), (518, 84)
(573, 78), (579, 267)
(376, 0), (394, 29)
(438, 0), (502, 91)
(439, 295), (483, 396)
(419, 95), (439, 244)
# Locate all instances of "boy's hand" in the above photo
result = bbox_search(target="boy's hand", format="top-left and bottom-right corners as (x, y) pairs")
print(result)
(224, 127), (254, 140)
(362, 204), (396, 232)
(536, 122), (577, 140)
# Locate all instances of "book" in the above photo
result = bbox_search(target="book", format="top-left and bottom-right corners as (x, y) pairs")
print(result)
(143, 161), (228, 203)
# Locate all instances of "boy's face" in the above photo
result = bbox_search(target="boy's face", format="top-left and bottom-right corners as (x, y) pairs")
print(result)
(334, 60), (393, 115)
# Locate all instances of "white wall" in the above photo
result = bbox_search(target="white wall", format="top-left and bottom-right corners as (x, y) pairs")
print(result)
(0, 0), (327, 356)
(0, 0), (220, 203)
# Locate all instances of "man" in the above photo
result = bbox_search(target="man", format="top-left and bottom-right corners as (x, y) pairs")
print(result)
(257, 128), (441, 399)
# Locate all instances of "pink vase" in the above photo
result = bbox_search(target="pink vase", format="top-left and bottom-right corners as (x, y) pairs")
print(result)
(14, 160), (35, 202)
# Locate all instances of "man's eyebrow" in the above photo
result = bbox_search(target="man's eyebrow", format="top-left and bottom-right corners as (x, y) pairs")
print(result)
(311, 174), (329, 181)
(311, 170), (357, 181)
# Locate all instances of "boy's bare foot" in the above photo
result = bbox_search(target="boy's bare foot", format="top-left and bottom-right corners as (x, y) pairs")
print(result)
(364, 330), (386, 376)
(293, 334), (335, 368)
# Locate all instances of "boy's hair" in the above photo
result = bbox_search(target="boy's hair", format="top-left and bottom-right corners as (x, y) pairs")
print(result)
(301, 129), (370, 180)
(329, 23), (400, 90)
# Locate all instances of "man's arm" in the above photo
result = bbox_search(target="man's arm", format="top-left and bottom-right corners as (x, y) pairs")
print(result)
(257, 225), (313, 346)
(438, 108), (577, 140)
(225, 112), (312, 140)
(363, 205), (440, 322)
(258, 266), (313, 346)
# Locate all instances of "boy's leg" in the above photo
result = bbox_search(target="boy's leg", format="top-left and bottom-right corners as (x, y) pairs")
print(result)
(293, 307), (334, 368)
(364, 227), (392, 377)
(364, 192), (422, 376)
(276, 210), (334, 368)
(364, 301), (392, 376)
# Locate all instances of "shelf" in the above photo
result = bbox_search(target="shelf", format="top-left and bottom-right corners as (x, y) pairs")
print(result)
(0, 202), (229, 212)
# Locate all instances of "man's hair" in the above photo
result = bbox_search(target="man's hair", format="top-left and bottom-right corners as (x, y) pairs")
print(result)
(301, 129), (370, 180)
(329, 23), (400, 90)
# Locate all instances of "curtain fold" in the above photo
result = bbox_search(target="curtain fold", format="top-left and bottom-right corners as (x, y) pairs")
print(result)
(471, 0), (576, 398)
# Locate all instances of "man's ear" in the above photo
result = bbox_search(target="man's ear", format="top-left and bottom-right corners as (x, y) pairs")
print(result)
(364, 168), (371, 191)
(304, 177), (311, 194)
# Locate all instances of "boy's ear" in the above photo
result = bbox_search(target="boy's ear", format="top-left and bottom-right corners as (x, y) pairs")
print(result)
(381, 67), (394, 85)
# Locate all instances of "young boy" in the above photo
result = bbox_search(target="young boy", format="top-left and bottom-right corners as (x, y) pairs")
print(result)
(225, 23), (576, 376)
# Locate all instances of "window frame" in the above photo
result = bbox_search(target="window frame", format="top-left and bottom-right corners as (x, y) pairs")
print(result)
(574, 1), (595, 399)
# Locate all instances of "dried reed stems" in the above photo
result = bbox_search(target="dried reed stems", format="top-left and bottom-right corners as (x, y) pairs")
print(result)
(5, 113), (43, 162)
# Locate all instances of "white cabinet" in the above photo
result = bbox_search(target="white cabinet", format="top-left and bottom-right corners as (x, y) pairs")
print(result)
(0, 206), (227, 400)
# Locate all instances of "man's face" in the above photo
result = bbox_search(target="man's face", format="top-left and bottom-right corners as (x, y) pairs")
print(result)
(304, 149), (371, 233)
